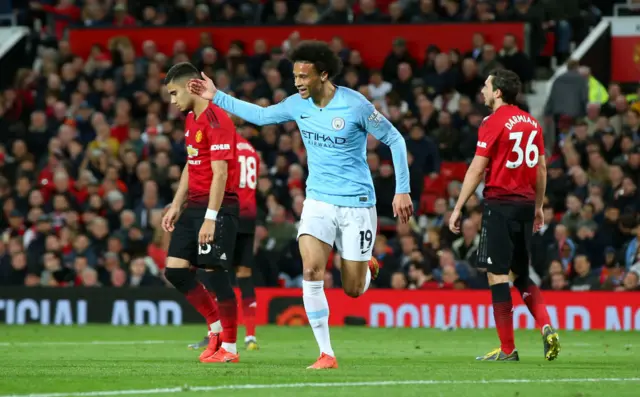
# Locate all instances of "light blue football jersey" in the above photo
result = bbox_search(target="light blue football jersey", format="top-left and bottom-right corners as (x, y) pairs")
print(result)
(213, 86), (410, 208)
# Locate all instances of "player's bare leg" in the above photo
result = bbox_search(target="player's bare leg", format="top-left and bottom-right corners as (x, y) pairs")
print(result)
(340, 258), (378, 298)
(164, 258), (223, 360)
(477, 272), (519, 361)
(512, 274), (560, 361)
(299, 234), (337, 369)
(236, 265), (258, 350)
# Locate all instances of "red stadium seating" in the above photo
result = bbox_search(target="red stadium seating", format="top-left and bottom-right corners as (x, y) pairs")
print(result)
(440, 162), (468, 182)
(423, 175), (448, 196)
(419, 192), (439, 215)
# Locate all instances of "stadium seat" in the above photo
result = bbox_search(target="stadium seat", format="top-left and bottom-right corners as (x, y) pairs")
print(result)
(419, 192), (439, 215)
(440, 162), (468, 182)
(423, 175), (447, 196)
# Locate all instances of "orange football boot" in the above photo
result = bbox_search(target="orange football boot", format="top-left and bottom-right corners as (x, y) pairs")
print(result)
(201, 347), (240, 363)
(199, 332), (222, 361)
(307, 353), (338, 369)
(369, 257), (380, 280)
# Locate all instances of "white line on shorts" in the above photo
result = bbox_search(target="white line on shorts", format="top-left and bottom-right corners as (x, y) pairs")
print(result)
(1, 378), (639, 397)
(0, 340), (189, 347)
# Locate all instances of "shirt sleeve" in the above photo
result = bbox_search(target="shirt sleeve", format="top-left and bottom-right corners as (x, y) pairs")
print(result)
(357, 101), (411, 194)
(475, 117), (500, 157)
(207, 126), (234, 161)
(213, 91), (293, 125)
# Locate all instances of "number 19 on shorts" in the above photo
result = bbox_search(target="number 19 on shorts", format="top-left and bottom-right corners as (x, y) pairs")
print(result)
(359, 229), (373, 254)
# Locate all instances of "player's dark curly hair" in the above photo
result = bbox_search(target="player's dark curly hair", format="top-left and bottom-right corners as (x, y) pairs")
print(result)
(289, 40), (343, 80)
(164, 62), (201, 84)
(490, 68), (521, 105)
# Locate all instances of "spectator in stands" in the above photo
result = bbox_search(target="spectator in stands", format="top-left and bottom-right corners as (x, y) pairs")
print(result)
(550, 272), (569, 291)
(374, 162), (397, 223)
(386, 1), (407, 23)
(623, 226), (640, 270)
(128, 256), (163, 287)
(382, 37), (417, 82)
(477, 44), (502, 79)
(569, 255), (600, 291)
(451, 218), (479, 263)
(356, 0), (388, 23)
(407, 261), (433, 289)
(433, 248), (471, 282)
(412, 0), (439, 22)
(578, 66), (608, 105)
(561, 193), (582, 236)
(545, 60), (588, 126)
(430, 111), (460, 161)
(442, 0), (463, 21)
(390, 271), (408, 289)
(295, 3), (320, 24)
(321, 0), (353, 24)
(617, 266), (640, 292)
(456, 58), (483, 101)
(424, 53), (457, 100)
(499, 34), (532, 90)
(599, 247), (623, 288)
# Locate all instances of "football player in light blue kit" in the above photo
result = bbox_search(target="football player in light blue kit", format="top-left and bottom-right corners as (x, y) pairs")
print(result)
(188, 41), (413, 369)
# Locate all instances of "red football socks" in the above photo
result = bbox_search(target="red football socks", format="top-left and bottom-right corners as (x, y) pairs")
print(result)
(521, 284), (552, 331)
(491, 283), (515, 355)
(185, 282), (220, 326)
(218, 299), (238, 344)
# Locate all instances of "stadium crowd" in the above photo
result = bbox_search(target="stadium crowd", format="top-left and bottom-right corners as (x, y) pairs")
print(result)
(0, 0), (638, 293)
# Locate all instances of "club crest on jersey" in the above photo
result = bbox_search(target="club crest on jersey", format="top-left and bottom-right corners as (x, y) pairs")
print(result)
(186, 145), (199, 158)
(332, 117), (345, 130)
(195, 130), (203, 143)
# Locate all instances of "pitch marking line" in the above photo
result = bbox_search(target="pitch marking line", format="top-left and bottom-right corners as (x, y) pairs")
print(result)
(0, 340), (189, 347)
(0, 340), (603, 347)
(1, 378), (639, 397)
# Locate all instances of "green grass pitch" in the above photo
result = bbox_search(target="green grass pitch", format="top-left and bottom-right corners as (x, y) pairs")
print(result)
(0, 325), (638, 397)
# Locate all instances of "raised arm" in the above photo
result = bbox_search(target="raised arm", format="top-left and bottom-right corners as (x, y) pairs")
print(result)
(213, 91), (294, 126)
(187, 71), (294, 126)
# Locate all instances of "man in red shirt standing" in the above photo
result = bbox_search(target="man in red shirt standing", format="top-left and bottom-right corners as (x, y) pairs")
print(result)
(230, 135), (260, 349)
(30, 0), (81, 41)
(162, 63), (240, 364)
(449, 69), (560, 362)
(189, 135), (262, 352)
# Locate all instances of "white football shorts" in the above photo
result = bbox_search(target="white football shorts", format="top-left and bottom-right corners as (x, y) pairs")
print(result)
(297, 198), (377, 262)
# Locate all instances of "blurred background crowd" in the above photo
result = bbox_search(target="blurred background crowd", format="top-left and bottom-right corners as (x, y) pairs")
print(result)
(0, 0), (639, 293)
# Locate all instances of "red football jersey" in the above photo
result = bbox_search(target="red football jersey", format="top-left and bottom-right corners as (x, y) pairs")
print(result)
(476, 105), (544, 203)
(235, 136), (259, 219)
(184, 103), (238, 207)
